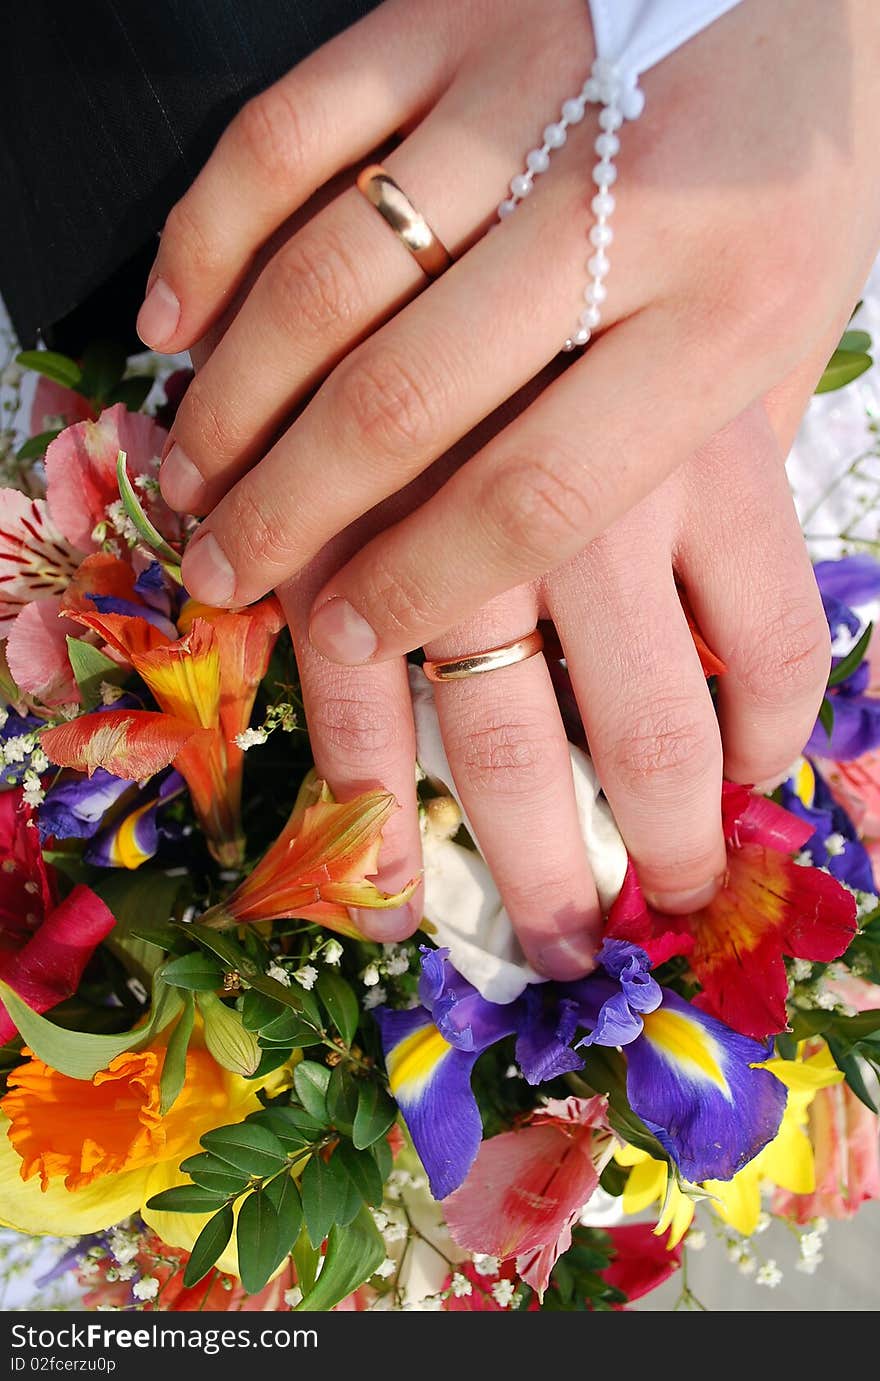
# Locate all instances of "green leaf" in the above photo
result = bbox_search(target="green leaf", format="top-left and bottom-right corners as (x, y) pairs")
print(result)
(0, 977), (181, 1080)
(293, 1061), (331, 1121)
(198, 991), (261, 1076)
(837, 1009), (880, 1041)
(828, 623), (873, 688)
(326, 1064), (358, 1136)
(161, 952), (224, 991)
(240, 989), (284, 1031)
(65, 637), (128, 711)
(292, 1224), (320, 1297)
(200, 1121), (289, 1177)
(352, 1080), (397, 1149)
(159, 994), (195, 1115)
(264, 1170), (303, 1271)
(17, 429), (61, 461)
(336, 1173), (363, 1228)
(335, 1139), (383, 1206)
(145, 1184), (229, 1214)
(116, 450), (181, 566)
(16, 349), (82, 391)
(182, 1205), (234, 1288)
(827, 1036), (879, 1113)
(295, 1205), (384, 1312)
(316, 971), (359, 1046)
(92, 869), (183, 986)
(816, 348), (873, 394)
(818, 696), (835, 741)
(77, 341), (128, 403)
(258, 1009), (323, 1048)
(255, 1105), (324, 1150)
(839, 329), (872, 354)
(181, 923), (323, 1030)
(105, 376), (154, 412)
(369, 1135), (392, 1183)
(302, 1152), (348, 1248)
(179, 1153), (250, 1197)
(236, 1188), (281, 1295)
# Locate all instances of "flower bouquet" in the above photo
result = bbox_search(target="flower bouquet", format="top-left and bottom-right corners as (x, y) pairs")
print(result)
(0, 329), (877, 1313)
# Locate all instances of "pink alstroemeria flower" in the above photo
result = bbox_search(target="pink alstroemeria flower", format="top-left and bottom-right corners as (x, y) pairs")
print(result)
(0, 789), (116, 1043)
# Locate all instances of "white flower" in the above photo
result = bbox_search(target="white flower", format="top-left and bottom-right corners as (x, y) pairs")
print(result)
(266, 962), (291, 987)
(687, 1230), (707, 1251)
(293, 965), (319, 991)
(107, 1230), (139, 1266)
(283, 1286), (303, 1308)
(796, 1256), (822, 1275)
(2, 736), (29, 764)
(491, 1279), (516, 1308)
(99, 681), (126, 706)
(790, 958), (813, 983)
(132, 1276), (159, 1301)
(383, 949), (410, 977)
(363, 985), (387, 1010)
(373, 1258), (396, 1279)
(825, 832), (847, 858)
(756, 1260), (782, 1288)
(22, 772), (45, 808)
(323, 939), (344, 966)
(800, 1230), (824, 1261)
(362, 962), (381, 987)
(472, 1254), (499, 1277)
(754, 1212), (771, 1235)
(737, 1254), (756, 1276)
(370, 1209), (389, 1232)
(450, 1273), (472, 1298)
(383, 1220), (407, 1244)
(235, 726), (269, 751)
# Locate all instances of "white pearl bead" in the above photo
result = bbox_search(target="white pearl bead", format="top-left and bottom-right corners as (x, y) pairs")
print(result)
(586, 281), (607, 306)
(588, 252), (610, 278)
(620, 86), (646, 120)
(595, 131), (620, 159)
(562, 338), (577, 353)
(562, 97), (586, 125)
(573, 328), (591, 346)
(592, 58), (617, 83)
(580, 302), (602, 327)
(592, 161), (618, 186)
(598, 106), (623, 132)
(582, 77), (601, 102)
(498, 198), (516, 219)
(598, 80), (619, 106)
(543, 122), (567, 149)
(510, 173), (532, 198)
(590, 223), (613, 247)
(591, 191), (616, 217)
(526, 147), (550, 174)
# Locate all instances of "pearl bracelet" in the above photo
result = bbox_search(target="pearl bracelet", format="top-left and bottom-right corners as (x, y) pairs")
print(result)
(497, 58), (645, 352)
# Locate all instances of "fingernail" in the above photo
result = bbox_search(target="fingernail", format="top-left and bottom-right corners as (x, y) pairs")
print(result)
(161, 443), (204, 512)
(182, 532), (236, 604)
(535, 932), (598, 980)
(347, 904), (415, 942)
(644, 876), (722, 915)
(310, 598), (378, 665)
(137, 276), (181, 349)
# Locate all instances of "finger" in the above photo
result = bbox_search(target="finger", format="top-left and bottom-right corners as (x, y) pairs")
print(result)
(159, 35), (590, 517)
(676, 406), (831, 787)
(278, 570), (422, 942)
(177, 147), (627, 608)
(547, 513), (727, 914)
(308, 301), (773, 664)
(137, 0), (459, 352)
(425, 591), (601, 979)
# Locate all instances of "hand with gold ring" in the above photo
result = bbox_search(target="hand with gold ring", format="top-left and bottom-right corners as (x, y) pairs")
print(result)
(140, 0), (880, 974)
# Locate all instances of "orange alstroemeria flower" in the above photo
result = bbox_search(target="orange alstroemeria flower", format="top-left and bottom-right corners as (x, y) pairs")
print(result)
(41, 600), (283, 867)
(201, 773), (418, 938)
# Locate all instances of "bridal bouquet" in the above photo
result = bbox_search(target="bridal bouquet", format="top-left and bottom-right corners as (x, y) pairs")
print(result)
(0, 333), (877, 1313)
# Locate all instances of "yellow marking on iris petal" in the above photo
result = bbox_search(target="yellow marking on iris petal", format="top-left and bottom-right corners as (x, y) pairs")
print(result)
(386, 1025), (452, 1104)
(641, 1009), (730, 1096)
(794, 757), (815, 807)
(109, 800), (154, 869)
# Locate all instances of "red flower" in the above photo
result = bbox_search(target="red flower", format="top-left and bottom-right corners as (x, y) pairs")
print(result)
(0, 789), (115, 1043)
(599, 1223), (683, 1307)
(607, 783), (857, 1039)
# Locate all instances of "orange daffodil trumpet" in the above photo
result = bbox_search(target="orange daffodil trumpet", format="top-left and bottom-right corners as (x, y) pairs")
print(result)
(199, 772), (419, 937)
(41, 598), (283, 868)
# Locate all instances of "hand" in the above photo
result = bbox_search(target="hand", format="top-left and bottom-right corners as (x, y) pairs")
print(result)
(142, 0), (879, 661)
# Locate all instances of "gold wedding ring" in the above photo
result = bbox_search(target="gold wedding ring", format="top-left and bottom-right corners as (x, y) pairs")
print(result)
(423, 630), (545, 682)
(356, 163), (452, 279)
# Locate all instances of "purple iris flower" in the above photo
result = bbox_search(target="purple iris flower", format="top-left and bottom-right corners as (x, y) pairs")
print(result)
(807, 555), (880, 760)
(779, 764), (876, 893)
(377, 940), (785, 1198)
(39, 768), (135, 842)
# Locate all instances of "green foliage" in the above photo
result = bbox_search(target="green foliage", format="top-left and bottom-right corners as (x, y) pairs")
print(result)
(828, 622), (873, 688)
(539, 1227), (628, 1311)
(182, 1206), (234, 1288)
(294, 1206), (384, 1312)
(316, 970), (359, 1045)
(160, 994), (195, 1114)
(161, 952), (224, 991)
(790, 1003), (880, 1111)
(816, 322), (873, 394)
(17, 429), (61, 460)
(16, 349), (82, 390)
(116, 450), (181, 569)
(66, 638), (128, 711)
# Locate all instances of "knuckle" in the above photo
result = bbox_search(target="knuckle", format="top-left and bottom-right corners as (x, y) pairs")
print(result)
(738, 601), (831, 705)
(224, 485), (295, 574)
(235, 84), (310, 184)
(267, 226), (361, 336)
(447, 710), (562, 799)
(310, 691), (399, 762)
(481, 449), (599, 572)
(602, 698), (714, 794)
(365, 559), (440, 638)
(163, 198), (223, 278)
(334, 345), (446, 461)
(178, 373), (232, 458)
